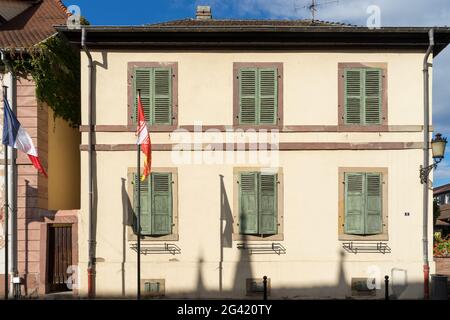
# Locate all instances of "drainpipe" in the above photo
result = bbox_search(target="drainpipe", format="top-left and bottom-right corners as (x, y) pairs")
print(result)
(81, 28), (95, 299)
(422, 28), (434, 300)
(1, 50), (18, 297)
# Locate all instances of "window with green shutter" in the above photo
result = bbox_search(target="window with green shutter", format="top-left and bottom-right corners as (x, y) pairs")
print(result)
(133, 67), (172, 125)
(239, 68), (278, 125)
(344, 172), (382, 235)
(344, 68), (382, 125)
(133, 172), (173, 236)
(239, 172), (277, 235)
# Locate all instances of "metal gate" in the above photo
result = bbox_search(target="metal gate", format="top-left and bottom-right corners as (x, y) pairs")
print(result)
(47, 225), (72, 292)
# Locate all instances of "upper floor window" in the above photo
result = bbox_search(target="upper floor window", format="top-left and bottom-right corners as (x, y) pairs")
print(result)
(338, 63), (387, 129)
(233, 63), (283, 128)
(128, 62), (178, 130)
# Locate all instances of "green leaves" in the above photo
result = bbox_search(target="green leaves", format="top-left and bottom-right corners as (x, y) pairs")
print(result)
(8, 35), (81, 127)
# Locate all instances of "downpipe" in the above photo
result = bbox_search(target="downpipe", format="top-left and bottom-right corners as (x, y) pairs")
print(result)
(422, 28), (434, 300)
(81, 28), (95, 299)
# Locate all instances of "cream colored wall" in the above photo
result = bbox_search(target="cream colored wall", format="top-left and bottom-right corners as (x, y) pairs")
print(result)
(77, 149), (434, 298)
(47, 108), (81, 210)
(78, 50), (433, 299)
(81, 51), (429, 127)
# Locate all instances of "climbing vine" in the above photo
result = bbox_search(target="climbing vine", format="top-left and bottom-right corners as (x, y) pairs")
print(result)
(7, 34), (81, 127)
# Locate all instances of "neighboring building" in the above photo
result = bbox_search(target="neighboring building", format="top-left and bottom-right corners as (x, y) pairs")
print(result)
(434, 184), (450, 238)
(59, 7), (450, 299)
(0, 0), (80, 298)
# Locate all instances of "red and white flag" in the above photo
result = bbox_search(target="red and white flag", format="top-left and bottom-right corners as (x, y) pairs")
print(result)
(135, 93), (152, 181)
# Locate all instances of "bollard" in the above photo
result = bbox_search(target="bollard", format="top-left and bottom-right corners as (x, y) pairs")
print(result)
(385, 275), (389, 300)
(263, 276), (268, 300)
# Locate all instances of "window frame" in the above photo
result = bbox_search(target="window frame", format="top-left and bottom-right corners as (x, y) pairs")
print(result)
(127, 62), (178, 131)
(127, 167), (179, 241)
(338, 167), (388, 241)
(233, 62), (283, 130)
(233, 167), (284, 241)
(338, 63), (388, 131)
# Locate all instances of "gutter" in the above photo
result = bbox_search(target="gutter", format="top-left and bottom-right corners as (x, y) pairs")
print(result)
(422, 28), (434, 300)
(81, 28), (95, 299)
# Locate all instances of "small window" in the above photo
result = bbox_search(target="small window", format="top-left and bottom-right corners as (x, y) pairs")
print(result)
(133, 173), (173, 236)
(351, 278), (376, 297)
(141, 279), (165, 297)
(239, 172), (277, 236)
(446, 194), (450, 204)
(246, 278), (270, 297)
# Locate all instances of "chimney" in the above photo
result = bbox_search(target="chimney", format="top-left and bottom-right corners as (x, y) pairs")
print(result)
(196, 6), (212, 20)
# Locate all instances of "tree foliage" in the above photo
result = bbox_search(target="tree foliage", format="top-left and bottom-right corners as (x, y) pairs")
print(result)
(8, 35), (80, 127)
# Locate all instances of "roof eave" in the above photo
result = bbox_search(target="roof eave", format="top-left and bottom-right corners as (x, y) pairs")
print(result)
(55, 26), (450, 56)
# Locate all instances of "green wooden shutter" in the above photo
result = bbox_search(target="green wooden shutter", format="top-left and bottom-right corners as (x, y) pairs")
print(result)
(344, 173), (365, 235)
(239, 172), (258, 234)
(344, 69), (363, 125)
(259, 174), (277, 235)
(151, 173), (173, 235)
(134, 68), (152, 123)
(364, 69), (382, 124)
(258, 68), (278, 125)
(133, 174), (152, 235)
(153, 68), (172, 125)
(239, 68), (257, 124)
(365, 173), (382, 234)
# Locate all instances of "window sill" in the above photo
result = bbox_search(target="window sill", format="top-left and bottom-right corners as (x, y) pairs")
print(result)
(233, 233), (283, 241)
(128, 233), (179, 242)
(233, 124), (282, 131)
(337, 124), (387, 132)
(338, 233), (388, 241)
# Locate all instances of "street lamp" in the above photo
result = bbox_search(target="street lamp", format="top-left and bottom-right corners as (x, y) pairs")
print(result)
(420, 133), (448, 184)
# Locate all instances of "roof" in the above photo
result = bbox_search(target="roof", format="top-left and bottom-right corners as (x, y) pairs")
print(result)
(56, 22), (450, 55)
(434, 183), (450, 196)
(0, 0), (68, 49)
(438, 204), (450, 222)
(148, 18), (355, 28)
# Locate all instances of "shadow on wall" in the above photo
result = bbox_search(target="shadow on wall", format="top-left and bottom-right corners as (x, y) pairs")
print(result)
(108, 174), (426, 300)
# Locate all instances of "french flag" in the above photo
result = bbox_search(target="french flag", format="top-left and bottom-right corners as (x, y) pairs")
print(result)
(2, 97), (47, 177)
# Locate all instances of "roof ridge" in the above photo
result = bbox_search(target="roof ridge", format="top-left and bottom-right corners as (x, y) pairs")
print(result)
(147, 17), (356, 27)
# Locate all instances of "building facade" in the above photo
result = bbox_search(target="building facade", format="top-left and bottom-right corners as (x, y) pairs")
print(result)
(0, 0), (80, 298)
(60, 10), (450, 299)
(434, 184), (450, 237)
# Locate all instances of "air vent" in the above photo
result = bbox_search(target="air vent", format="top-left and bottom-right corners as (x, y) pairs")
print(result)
(141, 279), (165, 297)
(246, 278), (270, 296)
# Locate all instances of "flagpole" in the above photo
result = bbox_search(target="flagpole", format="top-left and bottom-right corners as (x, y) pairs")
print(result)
(137, 90), (141, 300)
(3, 86), (9, 300)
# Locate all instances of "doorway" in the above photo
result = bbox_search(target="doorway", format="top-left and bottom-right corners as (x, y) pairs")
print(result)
(47, 224), (72, 293)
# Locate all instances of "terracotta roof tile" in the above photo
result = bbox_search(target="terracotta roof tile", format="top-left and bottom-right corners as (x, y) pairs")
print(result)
(0, 0), (68, 49)
(434, 183), (450, 196)
(148, 18), (354, 28)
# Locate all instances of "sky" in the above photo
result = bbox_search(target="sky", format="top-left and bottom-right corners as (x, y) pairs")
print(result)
(63, 0), (450, 186)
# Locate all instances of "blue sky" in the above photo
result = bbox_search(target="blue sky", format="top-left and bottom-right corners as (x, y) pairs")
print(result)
(63, 0), (450, 186)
